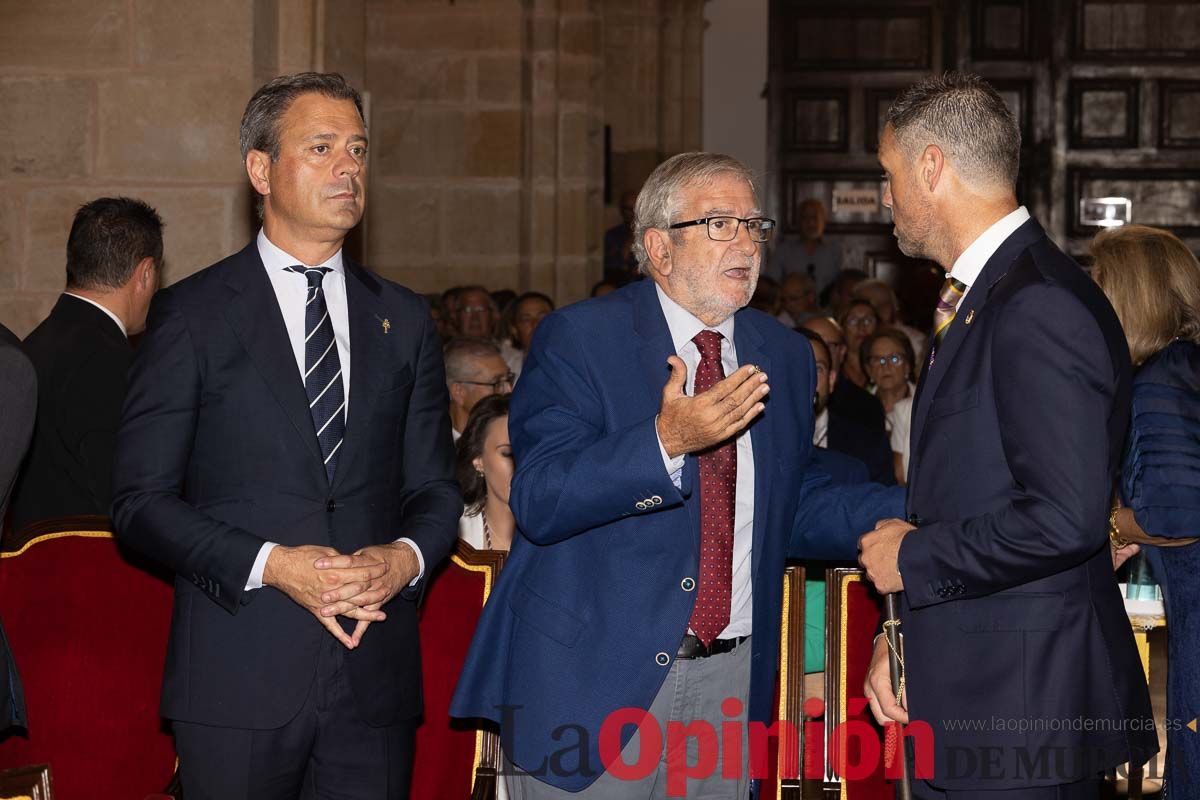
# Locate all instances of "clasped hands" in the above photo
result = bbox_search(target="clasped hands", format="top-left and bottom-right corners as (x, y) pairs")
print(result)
(263, 542), (420, 650)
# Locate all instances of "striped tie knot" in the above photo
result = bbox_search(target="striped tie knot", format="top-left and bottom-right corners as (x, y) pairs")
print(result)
(932, 275), (968, 346)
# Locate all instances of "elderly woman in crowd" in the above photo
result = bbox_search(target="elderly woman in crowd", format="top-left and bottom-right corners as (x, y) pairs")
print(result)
(838, 298), (879, 388)
(456, 394), (515, 552)
(1093, 225), (1200, 797)
(861, 328), (917, 486)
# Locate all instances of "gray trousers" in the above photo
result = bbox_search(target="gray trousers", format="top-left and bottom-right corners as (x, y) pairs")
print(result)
(504, 637), (752, 799)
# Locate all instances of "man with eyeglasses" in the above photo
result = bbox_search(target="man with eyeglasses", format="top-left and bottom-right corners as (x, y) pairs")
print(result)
(452, 286), (500, 341)
(444, 337), (514, 440)
(453, 152), (904, 798)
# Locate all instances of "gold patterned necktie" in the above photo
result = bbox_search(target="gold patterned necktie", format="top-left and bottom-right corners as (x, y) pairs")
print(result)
(930, 275), (968, 361)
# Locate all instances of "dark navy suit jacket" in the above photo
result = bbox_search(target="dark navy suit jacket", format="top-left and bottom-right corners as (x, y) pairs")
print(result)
(112, 242), (461, 729)
(451, 279), (903, 791)
(898, 219), (1157, 789)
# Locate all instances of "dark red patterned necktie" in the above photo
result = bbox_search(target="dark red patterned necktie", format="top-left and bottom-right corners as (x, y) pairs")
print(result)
(687, 330), (736, 646)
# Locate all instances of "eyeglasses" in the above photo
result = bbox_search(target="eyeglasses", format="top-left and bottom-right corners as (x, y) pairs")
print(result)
(870, 353), (907, 367)
(844, 316), (877, 329)
(459, 305), (492, 316)
(668, 216), (776, 243)
(457, 373), (515, 393)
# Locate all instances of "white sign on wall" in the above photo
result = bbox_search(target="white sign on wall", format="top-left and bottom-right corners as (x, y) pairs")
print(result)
(831, 187), (880, 215)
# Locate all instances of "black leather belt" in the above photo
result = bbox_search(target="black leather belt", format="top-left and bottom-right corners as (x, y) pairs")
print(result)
(676, 634), (749, 660)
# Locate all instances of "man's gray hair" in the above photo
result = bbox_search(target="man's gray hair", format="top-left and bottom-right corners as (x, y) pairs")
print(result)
(443, 337), (502, 386)
(886, 72), (1020, 191)
(632, 152), (757, 275)
(239, 72), (364, 161)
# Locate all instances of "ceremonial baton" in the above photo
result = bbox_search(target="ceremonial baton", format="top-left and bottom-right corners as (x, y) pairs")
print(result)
(883, 592), (912, 800)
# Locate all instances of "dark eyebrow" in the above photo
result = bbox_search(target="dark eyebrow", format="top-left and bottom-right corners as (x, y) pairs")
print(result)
(303, 133), (369, 145)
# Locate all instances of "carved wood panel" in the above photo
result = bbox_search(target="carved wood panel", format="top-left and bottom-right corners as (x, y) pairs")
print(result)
(1069, 79), (1140, 148)
(1159, 80), (1200, 149)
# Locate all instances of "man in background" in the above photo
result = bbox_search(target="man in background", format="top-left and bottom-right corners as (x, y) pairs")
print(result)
(781, 272), (820, 324)
(854, 278), (927, 361)
(800, 315), (885, 433)
(453, 285), (499, 341)
(11, 197), (161, 533)
(445, 337), (514, 440)
(603, 188), (639, 283)
(769, 198), (842, 294)
(799, 328), (893, 485)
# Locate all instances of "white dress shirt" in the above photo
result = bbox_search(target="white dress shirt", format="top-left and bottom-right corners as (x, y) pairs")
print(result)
(63, 292), (127, 338)
(654, 284), (756, 639)
(948, 206), (1030, 310)
(812, 408), (829, 448)
(244, 230), (424, 590)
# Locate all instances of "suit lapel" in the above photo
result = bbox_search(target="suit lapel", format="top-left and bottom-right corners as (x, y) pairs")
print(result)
(909, 218), (1046, 476)
(331, 261), (390, 493)
(221, 244), (324, 469)
(734, 311), (773, 582)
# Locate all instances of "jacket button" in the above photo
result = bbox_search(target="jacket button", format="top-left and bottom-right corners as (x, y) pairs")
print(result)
(651, 495), (662, 505)
(635, 501), (647, 511)
(326, 499), (336, 513)
(681, 577), (695, 592)
(655, 652), (670, 666)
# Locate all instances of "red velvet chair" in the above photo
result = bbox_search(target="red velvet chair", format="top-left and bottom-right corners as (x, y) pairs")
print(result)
(0, 517), (178, 800)
(412, 541), (506, 800)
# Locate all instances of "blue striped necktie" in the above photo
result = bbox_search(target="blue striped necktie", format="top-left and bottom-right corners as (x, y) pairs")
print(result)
(287, 265), (345, 482)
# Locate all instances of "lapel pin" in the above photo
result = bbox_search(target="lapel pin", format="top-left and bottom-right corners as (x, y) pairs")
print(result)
(964, 309), (975, 325)
(381, 318), (391, 334)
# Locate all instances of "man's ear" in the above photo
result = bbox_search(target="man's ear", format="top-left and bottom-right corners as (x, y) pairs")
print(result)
(921, 144), (945, 193)
(134, 256), (156, 290)
(644, 228), (673, 277)
(448, 382), (465, 407)
(246, 149), (272, 197)
(829, 367), (839, 388)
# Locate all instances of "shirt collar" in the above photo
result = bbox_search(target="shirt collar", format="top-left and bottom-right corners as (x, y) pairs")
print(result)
(813, 407), (829, 447)
(654, 283), (736, 352)
(62, 292), (127, 338)
(948, 206), (1030, 290)
(257, 228), (344, 276)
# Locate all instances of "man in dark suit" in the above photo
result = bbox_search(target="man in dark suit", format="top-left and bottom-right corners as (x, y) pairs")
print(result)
(858, 72), (1156, 799)
(800, 315), (886, 434)
(452, 152), (904, 798)
(798, 327), (894, 485)
(10, 198), (161, 533)
(0, 322), (35, 729)
(112, 72), (461, 800)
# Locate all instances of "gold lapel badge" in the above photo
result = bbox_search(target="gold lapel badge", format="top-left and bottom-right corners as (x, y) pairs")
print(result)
(381, 318), (391, 334)
(964, 309), (976, 325)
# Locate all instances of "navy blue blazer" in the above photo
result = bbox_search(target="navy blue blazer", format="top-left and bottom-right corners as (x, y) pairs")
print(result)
(112, 242), (461, 730)
(1121, 339), (1200, 537)
(451, 279), (903, 791)
(898, 219), (1157, 789)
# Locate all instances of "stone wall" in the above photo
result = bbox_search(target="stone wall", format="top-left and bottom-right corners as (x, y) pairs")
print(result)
(0, 0), (704, 336)
(0, 0), (257, 336)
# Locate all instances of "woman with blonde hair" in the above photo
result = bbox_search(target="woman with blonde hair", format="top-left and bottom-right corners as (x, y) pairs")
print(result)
(1092, 224), (1200, 797)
